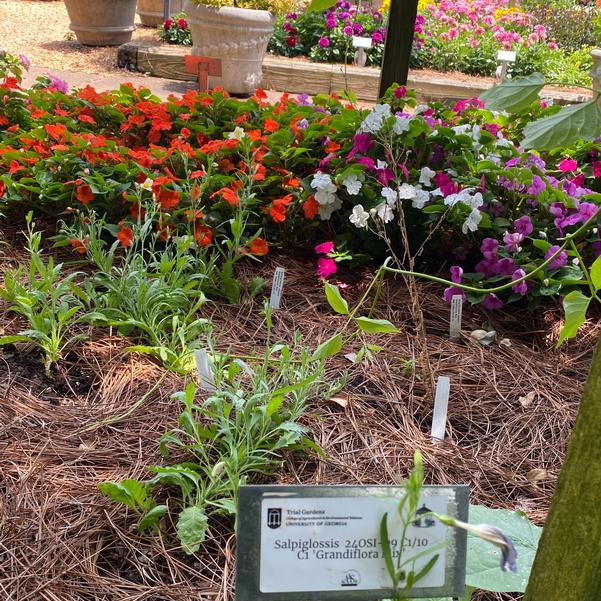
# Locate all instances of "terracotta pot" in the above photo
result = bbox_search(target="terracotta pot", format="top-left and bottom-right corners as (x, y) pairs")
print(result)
(137, 0), (184, 27)
(184, 1), (275, 94)
(64, 0), (137, 46)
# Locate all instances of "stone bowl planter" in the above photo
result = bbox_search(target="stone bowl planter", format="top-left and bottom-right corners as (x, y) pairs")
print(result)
(64, 0), (137, 46)
(183, 1), (275, 95)
(138, 0), (184, 27)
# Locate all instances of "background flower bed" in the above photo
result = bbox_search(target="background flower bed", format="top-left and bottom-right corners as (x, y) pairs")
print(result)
(268, 0), (599, 86)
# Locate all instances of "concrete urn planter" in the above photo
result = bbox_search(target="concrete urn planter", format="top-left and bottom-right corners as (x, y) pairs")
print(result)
(138, 0), (185, 27)
(64, 0), (137, 46)
(183, 1), (275, 94)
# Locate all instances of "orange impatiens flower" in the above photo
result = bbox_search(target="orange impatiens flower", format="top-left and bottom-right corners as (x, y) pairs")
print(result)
(199, 140), (223, 155)
(269, 194), (293, 223)
(117, 225), (134, 248)
(70, 238), (88, 254)
(195, 224), (213, 247)
(249, 237), (269, 255)
(156, 188), (180, 210)
(264, 118), (280, 133)
(210, 186), (239, 206)
(303, 195), (319, 219)
(325, 140), (341, 153)
(76, 184), (95, 205)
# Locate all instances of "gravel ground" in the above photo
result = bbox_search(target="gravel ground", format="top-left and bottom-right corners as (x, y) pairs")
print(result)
(0, 0), (160, 75)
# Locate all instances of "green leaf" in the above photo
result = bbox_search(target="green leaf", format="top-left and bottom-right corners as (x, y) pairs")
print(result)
(138, 504), (167, 532)
(590, 255), (601, 292)
(306, 0), (337, 10)
(558, 290), (591, 345)
(379, 513), (395, 582)
(310, 333), (343, 361)
(355, 317), (399, 334)
(0, 335), (31, 345)
(177, 506), (209, 555)
(522, 100), (601, 151)
(479, 72), (545, 113)
(324, 282), (349, 315)
(98, 481), (136, 509)
(466, 504), (541, 592)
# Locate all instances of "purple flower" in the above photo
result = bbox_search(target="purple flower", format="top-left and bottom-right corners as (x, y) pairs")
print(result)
(503, 232), (523, 253)
(297, 93), (312, 106)
(577, 202), (598, 223)
(482, 293), (504, 311)
(514, 215), (533, 236)
(356, 156), (375, 170)
(526, 153), (546, 170)
(511, 269), (528, 296)
(545, 245), (568, 269)
(497, 258), (517, 276)
(593, 240), (601, 257)
(19, 54), (30, 69)
(376, 166), (394, 186)
(450, 265), (463, 284)
(319, 37), (331, 48)
(372, 30), (384, 44)
(476, 258), (500, 278)
(444, 287), (466, 303)
(549, 202), (566, 219)
(394, 86), (407, 98)
(47, 73), (69, 94)
(353, 22), (365, 34)
(527, 175), (546, 196)
(326, 17), (336, 29)
(343, 25), (353, 35)
(480, 238), (499, 260)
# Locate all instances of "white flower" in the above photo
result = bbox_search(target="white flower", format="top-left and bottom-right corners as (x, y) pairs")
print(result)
(311, 172), (335, 191)
(228, 126), (246, 141)
(342, 173), (363, 196)
(359, 103), (391, 134)
(419, 166), (436, 187)
(496, 132), (512, 148)
(397, 183), (418, 200)
(376, 202), (395, 223)
(453, 124), (472, 136)
(381, 187), (397, 205)
(349, 204), (369, 228)
(467, 191), (484, 209)
(414, 104), (429, 114)
(139, 178), (153, 191)
(393, 115), (411, 135)
(412, 188), (430, 209)
(376, 159), (388, 170)
(462, 208), (482, 234)
(315, 189), (338, 205)
(472, 124), (481, 142)
(311, 172), (338, 205)
(317, 196), (342, 220)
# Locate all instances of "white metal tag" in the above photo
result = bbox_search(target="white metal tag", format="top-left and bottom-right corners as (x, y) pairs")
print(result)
(352, 36), (372, 48)
(269, 267), (286, 309)
(449, 295), (463, 340)
(431, 376), (451, 442)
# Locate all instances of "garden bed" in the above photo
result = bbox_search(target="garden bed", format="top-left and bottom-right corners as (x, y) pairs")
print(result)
(1, 243), (595, 600)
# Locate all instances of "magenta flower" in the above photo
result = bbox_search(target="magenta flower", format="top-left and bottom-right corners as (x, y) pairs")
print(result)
(450, 265), (463, 284)
(319, 37), (330, 48)
(394, 85), (407, 98)
(545, 245), (568, 270)
(497, 258), (517, 276)
(511, 269), (528, 296)
(593, 161), (601, 178)
(558, 158), (577, 172)
(503, 232), (523, 253)
(514, 215), (533, 236)
(480, 238), (498, 260)
(47, 74), (69, 94)
(527, 175), (546, 196)
(577, 202), (598, 223)
(315, 241), (335, 254)
(317, 257), (337, 278)
(444, 287), (466, 303)
(482, 293), (504, 310)
(19, 54), (30, 69)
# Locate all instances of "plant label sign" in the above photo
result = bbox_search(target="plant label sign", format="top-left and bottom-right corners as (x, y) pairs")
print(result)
(449, 295), (463, 340)
(236, 485), (468, 600)
(270, 267), (286, 309)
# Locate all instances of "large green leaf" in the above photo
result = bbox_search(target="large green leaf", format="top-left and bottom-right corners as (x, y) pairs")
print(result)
(138, 504), (168, 532)
(177, 506), (208, 555)
(590, 255), (601, 292)
(522, 100), (601, 150)
(479, 73), (545, 113)
(558, 290), (591, 345)
(466, 505), (541, 592)
(306, 0), (337, 11)
(355, 317), (399, 334)
(324, 282), (349, 315)
(310, 333), (343, 361)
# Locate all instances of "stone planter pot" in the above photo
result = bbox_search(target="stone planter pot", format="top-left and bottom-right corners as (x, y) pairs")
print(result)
(183, 1), (275, 95)
(138, 0), (184, 27)
(64, 0), (137, 46)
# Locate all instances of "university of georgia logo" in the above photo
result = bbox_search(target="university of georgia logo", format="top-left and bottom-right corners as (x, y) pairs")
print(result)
(267, 508), (282, 529)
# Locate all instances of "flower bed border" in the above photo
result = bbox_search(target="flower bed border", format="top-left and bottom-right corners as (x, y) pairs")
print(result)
(117, 41), (592, 105)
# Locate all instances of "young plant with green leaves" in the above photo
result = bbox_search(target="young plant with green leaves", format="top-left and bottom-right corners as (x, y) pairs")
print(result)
(0, 212), (90, 374)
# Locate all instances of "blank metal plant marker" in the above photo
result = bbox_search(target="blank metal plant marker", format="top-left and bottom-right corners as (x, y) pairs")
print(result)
(269, 267), (285, 310)
(431, 376), (451, 442)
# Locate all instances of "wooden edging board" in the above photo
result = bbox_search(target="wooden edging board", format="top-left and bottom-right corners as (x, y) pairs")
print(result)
(117, 41), (592, 105)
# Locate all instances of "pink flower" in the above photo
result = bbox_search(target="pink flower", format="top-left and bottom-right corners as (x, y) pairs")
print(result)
(317, 257), (337, 278)
(558, 158), (577, 172)
(314, 241), (335, 254)
(593, 161), (601, 178)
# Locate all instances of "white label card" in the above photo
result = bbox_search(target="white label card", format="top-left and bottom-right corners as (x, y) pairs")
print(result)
(352, 36), (372, 48)
(259, 495), (448, 592)
(269, 267), (286, 309)
(431, 376), (451, 442)
(194, 349), (216, 392)
(449, 295), (463, 340)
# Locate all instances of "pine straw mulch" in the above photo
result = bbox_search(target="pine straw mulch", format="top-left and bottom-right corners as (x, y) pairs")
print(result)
(0, 252), (598, 601)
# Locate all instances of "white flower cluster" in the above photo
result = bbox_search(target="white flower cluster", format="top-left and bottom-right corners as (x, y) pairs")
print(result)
(310, 172), (342, 220)
(439, 187), (484, 234)
(359, 103), (391, 134)
(342, 173), (363, 196)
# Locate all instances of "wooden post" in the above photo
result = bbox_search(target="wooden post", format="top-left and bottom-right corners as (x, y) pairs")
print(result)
(163, 0), (171, 22)
(378, 0), (419, 98)
(591, 49), (601, 92)
(524, 336), (601, 600)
